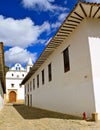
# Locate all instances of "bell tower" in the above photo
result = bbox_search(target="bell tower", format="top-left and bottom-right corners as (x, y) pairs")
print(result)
(26, 58), (33, 72)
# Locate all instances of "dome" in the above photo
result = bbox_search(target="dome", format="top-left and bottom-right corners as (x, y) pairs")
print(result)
(11, 63), (25, 71)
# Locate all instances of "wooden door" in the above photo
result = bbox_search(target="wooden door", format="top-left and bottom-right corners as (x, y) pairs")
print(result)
(9, 91), (16, 102)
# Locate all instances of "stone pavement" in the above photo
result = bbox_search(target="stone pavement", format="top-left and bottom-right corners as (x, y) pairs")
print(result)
(0, 103), (100, 130)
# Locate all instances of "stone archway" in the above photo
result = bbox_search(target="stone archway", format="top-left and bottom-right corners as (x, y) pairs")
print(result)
(9, 91), (16, 103)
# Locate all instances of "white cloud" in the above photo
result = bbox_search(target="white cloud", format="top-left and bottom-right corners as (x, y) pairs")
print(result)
(0, 15), (50, 48)
(51, 12), (68, 29)
(39, 21), (50, 33)
(36, 39), (47, 44)
(22, 0), (67, 12)
(5, 46), (37, 66)
(58, 13), (68, 21)
(51, 22), (61, 29)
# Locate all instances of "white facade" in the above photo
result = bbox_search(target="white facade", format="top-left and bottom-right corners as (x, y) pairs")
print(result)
(22, 2), (100, 119)
(6, 59), (32, 103)
(89, 37), (100, 119)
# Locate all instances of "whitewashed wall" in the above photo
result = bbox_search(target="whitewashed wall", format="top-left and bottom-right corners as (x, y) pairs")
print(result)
(88, 18), (100, 119)
(0, 80), (4, 110)
(25, 18), (97, 118)
(6, 70), (26, 101)
(6, 78), (24, 100)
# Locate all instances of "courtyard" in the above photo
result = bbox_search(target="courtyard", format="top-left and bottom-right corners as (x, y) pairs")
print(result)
(0, 103), (99, 130)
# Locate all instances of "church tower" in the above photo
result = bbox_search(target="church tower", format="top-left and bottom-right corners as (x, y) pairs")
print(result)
(26, 58), (33, 72)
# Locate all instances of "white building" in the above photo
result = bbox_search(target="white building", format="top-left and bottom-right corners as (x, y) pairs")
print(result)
(21, 1), (100, 119)
(6, 58), (32, 103)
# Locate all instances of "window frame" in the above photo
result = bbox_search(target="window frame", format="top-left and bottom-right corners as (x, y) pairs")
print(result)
(48, 63), (52, 82)
(28, 83), (29, 92)
(30, 81), (32, 91)
(63, 47), (70, 73)
(37, 74), (39, 88)
(42, 69), (45, 85)
(25, 85), (26, 94)
(11, 83), (14, 87)
(22, 74), (24, 77)
(33, 78), (35, 90)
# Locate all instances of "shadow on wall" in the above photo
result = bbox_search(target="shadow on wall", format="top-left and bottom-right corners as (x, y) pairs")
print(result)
(13, 104), (81, 120)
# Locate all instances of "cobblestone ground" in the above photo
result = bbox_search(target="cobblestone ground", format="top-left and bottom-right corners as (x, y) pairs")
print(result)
(0, 103), (100, 130)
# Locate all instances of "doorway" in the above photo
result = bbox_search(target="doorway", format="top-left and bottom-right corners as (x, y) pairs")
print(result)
(9, 91), (16, 102)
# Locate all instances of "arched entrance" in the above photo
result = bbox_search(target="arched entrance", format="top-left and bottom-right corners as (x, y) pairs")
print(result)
(9, 91), (16, 102)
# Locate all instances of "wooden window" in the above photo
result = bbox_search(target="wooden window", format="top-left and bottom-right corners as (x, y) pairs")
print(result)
(25, 86), (26, 94)
(30, 95), (32, 106)
(63, 47), (70, 72)
(22, 74), (24, 77)
(42, 69), (44, 85)
(28, 83), (29, 92)
(11, 83), (14, 87)
(33, 79), (35, 90)
(48, 63), (52, 81)
(30, 81), (32, 91)
(37, 75), (39, 88)
(19, 84), (22, 88)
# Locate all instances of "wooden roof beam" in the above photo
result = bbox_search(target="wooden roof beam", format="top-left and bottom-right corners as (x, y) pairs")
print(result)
(54, 37), (66, 40)
(59, 32), (70, 35)
(51, 39), (63, 42)
(37, 59), (45, 61)
(64, 23), (78, 27)
(50, 41), (61, 44)
(56, 34), (68, 37)
(70, 16), (83, 21)
(41, 52), (52, 57)
(93, 7), (100, 18)
(39, 57), (47, 60)
(46, 47), (54, 50)
(79, 3), (87, 17)
(36, 60), (44, 63)
(48, 45), (54, 50)
(62, 25), (76, 29)
(48, 44), (59, 48)
(60, 28), (73, 32)
(44, 50), (53, 53)
(67, 19), (81, 24)
(74, 11), (84, 19)
(89, 6), (93, 17)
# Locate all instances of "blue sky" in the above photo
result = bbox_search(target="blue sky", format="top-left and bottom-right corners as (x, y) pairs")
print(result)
(0, 0), (99, 67)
